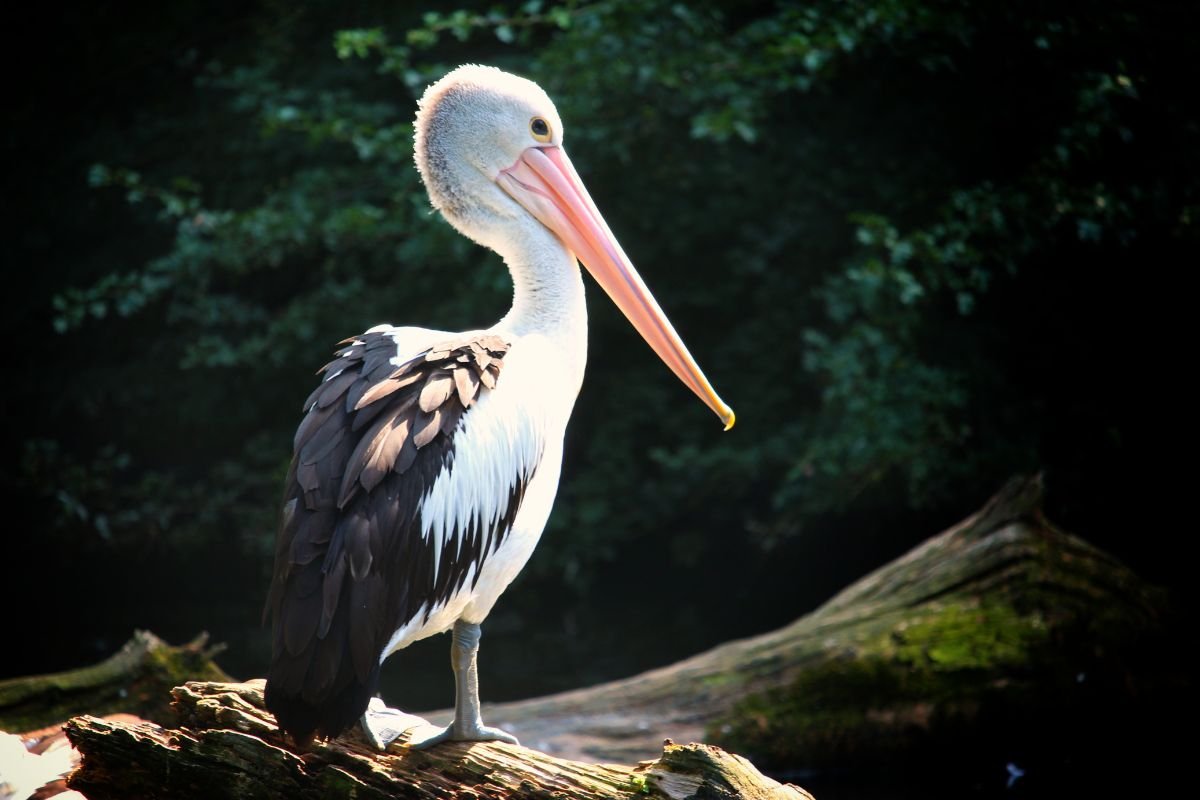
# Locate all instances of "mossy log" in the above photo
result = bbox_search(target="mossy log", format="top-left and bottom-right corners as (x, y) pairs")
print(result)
(62, 680), (809, 800)
(0, 631), (231, 734)
(445, 474), (1176, 780)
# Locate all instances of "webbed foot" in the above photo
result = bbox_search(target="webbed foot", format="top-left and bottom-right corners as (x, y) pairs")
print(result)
(407, 720), (519, 750)
(359, 697), (431, 750)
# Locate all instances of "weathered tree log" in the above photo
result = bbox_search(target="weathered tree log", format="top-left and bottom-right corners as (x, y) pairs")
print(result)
(0, 631), (231, 734)
(427, 474), (1176, 782)
(10, 474), (1179, 796)
(63, 679), (809, 800)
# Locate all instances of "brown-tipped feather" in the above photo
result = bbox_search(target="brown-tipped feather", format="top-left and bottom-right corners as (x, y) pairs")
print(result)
(355, 370), (423, 410)
(411, 407), (442, 448)
(453, 365), (480, 407)
(418, 371), (456, 412)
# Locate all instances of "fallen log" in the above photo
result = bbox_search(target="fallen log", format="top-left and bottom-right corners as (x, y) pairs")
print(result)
(63, 680), (809, 800)
(430, 473), (1176, 779)
(7, 474), (1179, 796)
(0, 631), (230, 734)
(1, 633), (230, 800)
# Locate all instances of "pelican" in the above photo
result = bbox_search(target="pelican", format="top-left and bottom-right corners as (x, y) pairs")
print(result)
(264, 64), (734, 750)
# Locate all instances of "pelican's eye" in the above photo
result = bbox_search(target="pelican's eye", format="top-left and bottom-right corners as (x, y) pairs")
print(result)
(530, 117), (552, 143)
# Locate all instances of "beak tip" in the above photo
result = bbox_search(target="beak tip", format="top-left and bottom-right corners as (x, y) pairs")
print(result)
(721, 407), (736, 432)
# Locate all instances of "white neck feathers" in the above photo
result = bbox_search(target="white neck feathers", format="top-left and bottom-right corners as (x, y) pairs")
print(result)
(495, 217), (587, 343)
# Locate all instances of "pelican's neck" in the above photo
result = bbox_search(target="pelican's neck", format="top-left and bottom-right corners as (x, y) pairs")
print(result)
(495, 222), (587, 344)
(483, 220), (589, 429)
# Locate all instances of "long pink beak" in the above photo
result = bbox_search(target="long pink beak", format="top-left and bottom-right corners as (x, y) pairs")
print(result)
(498, 146), (735, 430)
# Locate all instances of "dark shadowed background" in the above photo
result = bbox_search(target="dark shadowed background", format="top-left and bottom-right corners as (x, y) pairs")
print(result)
(2, 0), (1194, 792)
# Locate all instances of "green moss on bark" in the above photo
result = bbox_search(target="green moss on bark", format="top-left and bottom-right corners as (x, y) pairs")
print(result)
(0, 631), (231, 732)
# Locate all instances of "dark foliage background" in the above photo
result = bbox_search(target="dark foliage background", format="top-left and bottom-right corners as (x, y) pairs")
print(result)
(3, 0), (1193, 752)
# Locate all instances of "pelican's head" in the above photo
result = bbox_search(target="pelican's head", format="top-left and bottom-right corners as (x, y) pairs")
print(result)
(415, 64), (563, 248)
(414, 65), (735, 430)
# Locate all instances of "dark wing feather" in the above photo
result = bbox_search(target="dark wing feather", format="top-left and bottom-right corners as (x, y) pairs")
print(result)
(315, 369), (359, 408)
(263, 329), (532, 744)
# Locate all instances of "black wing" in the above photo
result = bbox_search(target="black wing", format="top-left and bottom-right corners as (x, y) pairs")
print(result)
(263, 329), (527, 743)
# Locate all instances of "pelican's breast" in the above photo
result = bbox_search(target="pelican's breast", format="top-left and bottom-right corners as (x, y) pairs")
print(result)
(381, 327), (586, 651)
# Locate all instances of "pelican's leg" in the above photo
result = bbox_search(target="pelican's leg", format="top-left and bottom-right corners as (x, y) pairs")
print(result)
(408, 620), (519, 749)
